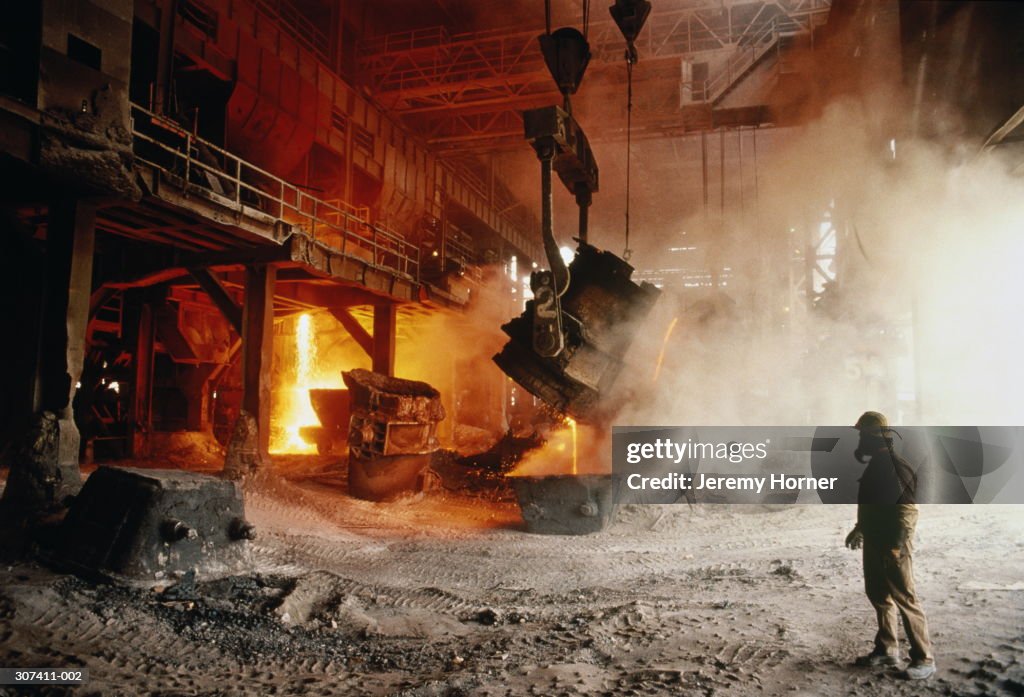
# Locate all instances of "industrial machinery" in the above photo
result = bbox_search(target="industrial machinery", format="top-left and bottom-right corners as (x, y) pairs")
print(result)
(494, 1), (656, 534)
(55, 466), (253, 579)
(511, 474), (618, 535)
(343, 369), (445, 501)
(494, 241), (659, 421)
(493, 0), (658, 424)
(299, 388), (351, 456)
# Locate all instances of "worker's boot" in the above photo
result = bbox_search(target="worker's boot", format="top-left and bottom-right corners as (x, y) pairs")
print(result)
(905, 661), (936, 680)
(854, 651), (901, 667)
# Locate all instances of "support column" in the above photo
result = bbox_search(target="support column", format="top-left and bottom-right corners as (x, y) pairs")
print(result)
(2, 200), (95, 512)
(0, 213), (45, 453)
(154, 0), (177, 114)
(183, 364), (217, 432)
(372, 303), (396, 377)
(224, 264), (275, 479)
(127, 297), (154, 457)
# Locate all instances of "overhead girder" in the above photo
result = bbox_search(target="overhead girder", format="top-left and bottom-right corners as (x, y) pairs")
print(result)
(359, 0), (831, 150)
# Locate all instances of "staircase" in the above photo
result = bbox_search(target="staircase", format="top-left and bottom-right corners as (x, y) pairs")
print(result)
(689, 13), (825, 107)
(707, 20), (779, 104)
(89, 290), (124, 341)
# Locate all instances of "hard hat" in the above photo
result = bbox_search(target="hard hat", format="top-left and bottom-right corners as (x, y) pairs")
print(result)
(854, 411), (889, 433)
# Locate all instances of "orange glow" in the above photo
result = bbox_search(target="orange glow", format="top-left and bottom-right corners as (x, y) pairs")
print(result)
(567, 416), (578, 475)
(270, 313), (343, 454)
(653, 316), (679, 383)
(508, 420), (606, 478)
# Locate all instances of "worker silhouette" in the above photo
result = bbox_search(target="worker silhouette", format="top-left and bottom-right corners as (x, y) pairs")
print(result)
(844, 411), (936, 680)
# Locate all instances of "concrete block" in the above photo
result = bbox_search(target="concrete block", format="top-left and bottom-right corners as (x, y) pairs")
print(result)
(56, 466), (253, 579)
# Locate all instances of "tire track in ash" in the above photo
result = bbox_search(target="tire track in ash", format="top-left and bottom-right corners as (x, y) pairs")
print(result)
(295, 572), (481, 619)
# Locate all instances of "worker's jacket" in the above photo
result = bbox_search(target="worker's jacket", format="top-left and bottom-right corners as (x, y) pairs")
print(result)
(857, 448), (918, 549)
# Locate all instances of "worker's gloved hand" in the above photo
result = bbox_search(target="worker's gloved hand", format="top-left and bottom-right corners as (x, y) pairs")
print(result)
(845, 528), (863, 550)
(888, 547), (903, 562)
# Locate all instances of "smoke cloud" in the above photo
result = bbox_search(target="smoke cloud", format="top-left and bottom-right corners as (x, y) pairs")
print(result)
(608, 99), (1024, 430)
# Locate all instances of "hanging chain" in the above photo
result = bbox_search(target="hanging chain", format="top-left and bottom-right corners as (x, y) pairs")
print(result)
(624, 52), (635, 261)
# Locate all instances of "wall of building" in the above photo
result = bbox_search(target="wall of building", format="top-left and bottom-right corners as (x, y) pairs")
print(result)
(134, 0), (537, 261)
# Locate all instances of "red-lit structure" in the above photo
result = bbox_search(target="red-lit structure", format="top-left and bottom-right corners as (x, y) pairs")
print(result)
(361, 0), (831, 149)
(0, 0), (549, 487)
(1, 0), (1021, 505)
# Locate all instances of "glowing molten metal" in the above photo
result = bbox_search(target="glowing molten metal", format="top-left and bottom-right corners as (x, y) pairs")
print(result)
(271, 313), (341, 454)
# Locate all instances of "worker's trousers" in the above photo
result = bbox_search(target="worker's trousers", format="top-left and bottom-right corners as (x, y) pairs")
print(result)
(863, 539), (934, 663)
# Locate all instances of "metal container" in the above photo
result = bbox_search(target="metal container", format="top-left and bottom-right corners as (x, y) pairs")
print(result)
(510, 474), (617, 535)
(342, 369), (445, 501)
(493, 243), (659, 422)
(55, 467), (252, 579)
(299, 388), (350, 455)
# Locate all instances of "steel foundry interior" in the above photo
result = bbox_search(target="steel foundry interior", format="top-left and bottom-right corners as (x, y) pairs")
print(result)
(1, 0), (1023, 695)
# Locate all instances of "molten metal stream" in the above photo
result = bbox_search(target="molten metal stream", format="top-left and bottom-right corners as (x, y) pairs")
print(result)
(283, 313), (318, 452)
(653, 316), (679, 383)
(567, 416), (578, 475)
(272, 313), (331, 454)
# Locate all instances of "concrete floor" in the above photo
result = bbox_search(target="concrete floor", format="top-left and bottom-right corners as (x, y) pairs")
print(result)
(0, 463), (1022, 696)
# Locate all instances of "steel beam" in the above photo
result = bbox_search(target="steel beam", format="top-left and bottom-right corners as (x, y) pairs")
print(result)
(127, 295), (155, 458)
(240, 264), (276, 459)
(329, 308), (374, 357)
(2, 199), (94, 510)
(372, 303), (397, 377)
(188, 267), (244, 335)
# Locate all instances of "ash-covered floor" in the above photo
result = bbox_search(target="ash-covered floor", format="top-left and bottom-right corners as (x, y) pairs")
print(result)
(1, 460), (1022, 697)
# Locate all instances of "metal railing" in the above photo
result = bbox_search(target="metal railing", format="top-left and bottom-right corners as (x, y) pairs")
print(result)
(683, 10), (829, 105)
(689, 18), (781, 104)
(436, 161), (543, 264)
(359, 26), (451, 57)
(129, 104), (419, 280)
(444, 226), (476, 267)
